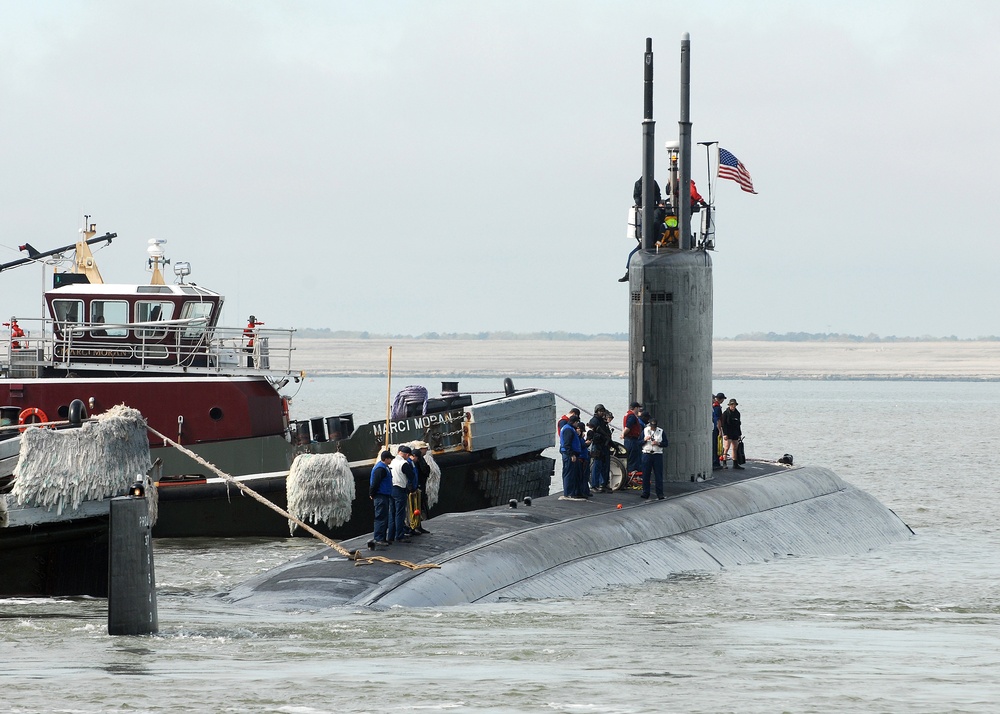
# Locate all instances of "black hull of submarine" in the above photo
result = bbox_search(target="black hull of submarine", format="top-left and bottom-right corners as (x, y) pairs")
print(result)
(227, 462), (913, 610)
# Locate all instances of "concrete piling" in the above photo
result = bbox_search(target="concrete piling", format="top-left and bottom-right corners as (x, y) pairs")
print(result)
(107, 495), (158, 636)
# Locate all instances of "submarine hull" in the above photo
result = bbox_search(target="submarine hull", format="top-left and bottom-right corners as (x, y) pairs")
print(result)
(227, 462), (913, 610)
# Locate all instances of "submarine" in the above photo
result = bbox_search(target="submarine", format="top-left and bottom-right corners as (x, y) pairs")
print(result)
(226, 35), (913, 612)
(227, 463), (911, 609)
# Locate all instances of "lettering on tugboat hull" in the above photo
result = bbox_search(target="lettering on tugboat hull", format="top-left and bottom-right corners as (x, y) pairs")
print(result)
(54, 345), (134, 360)
(372, 411), (458, 437)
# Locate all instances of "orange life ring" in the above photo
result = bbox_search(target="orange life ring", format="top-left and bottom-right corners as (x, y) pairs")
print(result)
(280, 397), (290, 430)
(18, 407), (48, 432)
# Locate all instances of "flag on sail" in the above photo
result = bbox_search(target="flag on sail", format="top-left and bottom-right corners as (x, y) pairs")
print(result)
(718, 148), (757, 194)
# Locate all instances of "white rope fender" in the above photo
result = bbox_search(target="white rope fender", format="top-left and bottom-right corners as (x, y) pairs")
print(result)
(13, 404), (151, 515)
(424, 451), (442, 508)
(286, 452), (355, 536)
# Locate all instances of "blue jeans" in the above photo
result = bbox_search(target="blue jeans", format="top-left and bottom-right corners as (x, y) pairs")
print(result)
(590, 454), (609, 489)
(642, 451), (664, 499)
(561, 453), (577, 497)
(372, 493), (391, 542)
(390, 486), (408, 540)
(624, 242), (640, 272)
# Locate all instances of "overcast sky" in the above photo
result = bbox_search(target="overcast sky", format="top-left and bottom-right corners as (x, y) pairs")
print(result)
(1, 1), (996, 338)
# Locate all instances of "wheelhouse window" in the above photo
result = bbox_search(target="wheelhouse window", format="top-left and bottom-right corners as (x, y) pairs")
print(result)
(52, 299), (84, 336)
(135, 300), (175, 338)
(90, 300), (128, 338)
(179, 301), (214, 338)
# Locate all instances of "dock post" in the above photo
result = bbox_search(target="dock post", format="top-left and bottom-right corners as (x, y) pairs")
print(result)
(107, 494), (158, 636)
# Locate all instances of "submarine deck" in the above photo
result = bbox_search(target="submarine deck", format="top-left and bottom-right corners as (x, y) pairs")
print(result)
(226, 460), (912, 610)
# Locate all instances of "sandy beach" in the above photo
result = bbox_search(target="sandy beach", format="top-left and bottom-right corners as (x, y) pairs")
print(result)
(290, 339), (1000, 380)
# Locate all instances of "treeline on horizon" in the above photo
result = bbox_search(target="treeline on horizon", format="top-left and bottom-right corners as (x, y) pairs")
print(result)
(295, 329), (628, 340)
(725, 331), (1000, 342)
(295, 328), (999, 342)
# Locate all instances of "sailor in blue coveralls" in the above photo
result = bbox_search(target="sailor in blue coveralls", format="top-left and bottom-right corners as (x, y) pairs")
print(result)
(559, 414), (581, 497)
(369, 450), (394, 546)
(574, 421), (591, 498)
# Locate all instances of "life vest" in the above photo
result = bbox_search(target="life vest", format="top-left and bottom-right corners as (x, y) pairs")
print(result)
(623, 410), (642, 439)
(557, 413), (574, 435)
(690, 180), (704, 205)
(658, 213), (679, 247)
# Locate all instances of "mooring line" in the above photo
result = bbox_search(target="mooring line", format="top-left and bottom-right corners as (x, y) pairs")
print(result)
(144, 424), (438, 571)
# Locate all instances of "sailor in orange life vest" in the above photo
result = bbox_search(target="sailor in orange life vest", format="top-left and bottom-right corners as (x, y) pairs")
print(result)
(689, 179), (707, 211)
(622, 402), (645, 481)
(6, 318), (25, 349)
(244, 315), (263, 367)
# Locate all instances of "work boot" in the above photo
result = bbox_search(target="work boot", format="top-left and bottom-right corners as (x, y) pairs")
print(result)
(618, 272), (629, 282)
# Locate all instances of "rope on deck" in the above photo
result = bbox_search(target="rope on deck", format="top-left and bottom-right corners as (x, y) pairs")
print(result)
(145, 424), (438, 571)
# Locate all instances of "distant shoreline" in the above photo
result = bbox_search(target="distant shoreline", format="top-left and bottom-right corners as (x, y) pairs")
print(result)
(295, 330), (999, 343)
(290, 339), (1000, 381)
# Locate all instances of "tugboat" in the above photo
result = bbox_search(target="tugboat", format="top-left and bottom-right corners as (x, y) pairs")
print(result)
(1, 222), (556, 538)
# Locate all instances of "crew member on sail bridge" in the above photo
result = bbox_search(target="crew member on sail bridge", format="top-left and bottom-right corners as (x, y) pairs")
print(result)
(5, 318), (25, 349)
(243, 315), (263, 367)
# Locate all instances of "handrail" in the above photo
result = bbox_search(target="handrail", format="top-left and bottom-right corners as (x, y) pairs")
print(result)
(2, 316), (297, 379)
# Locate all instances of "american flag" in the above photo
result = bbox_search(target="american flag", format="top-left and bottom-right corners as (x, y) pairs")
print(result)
(718, 148), (757, 194)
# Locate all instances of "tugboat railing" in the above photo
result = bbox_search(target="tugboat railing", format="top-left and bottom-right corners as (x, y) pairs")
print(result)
(1, 317), (297, 380)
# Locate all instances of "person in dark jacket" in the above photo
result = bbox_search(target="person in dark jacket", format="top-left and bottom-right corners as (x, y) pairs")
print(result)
(369, 450), (394, 546)
(633, 177), (662, 207)
(719, 398), (743, 470)
(574, 420), (591, 498)
(712, 392), (725, 470)
(408, 441), (431, 535)
(621, 179), (665, 282)
(588, 404), (613, 492)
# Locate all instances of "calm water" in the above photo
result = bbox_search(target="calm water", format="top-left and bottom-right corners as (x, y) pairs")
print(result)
(3, 378), (999, 713)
